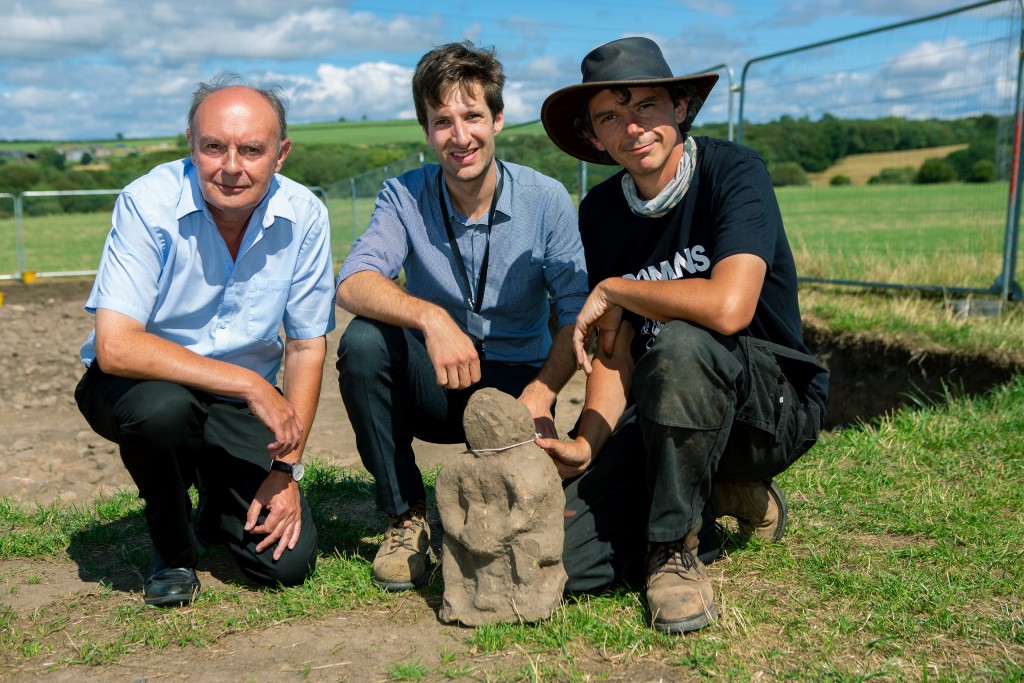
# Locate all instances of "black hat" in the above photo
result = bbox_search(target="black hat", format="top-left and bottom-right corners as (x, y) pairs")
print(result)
(541, 37), (718, 165)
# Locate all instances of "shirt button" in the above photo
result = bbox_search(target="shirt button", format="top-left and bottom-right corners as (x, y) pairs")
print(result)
(219, 322), (227, 329)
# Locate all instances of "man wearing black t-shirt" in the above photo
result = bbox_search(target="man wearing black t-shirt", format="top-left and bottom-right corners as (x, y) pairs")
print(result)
(539, 37), (829, 633)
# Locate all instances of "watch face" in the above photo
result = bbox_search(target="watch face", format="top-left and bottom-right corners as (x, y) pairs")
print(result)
(292, 461), (305, 482)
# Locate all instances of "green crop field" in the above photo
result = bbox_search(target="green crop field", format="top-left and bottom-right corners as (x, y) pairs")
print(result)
(1, 196), (373, 277)
(4, 182), (1018, 292)
(777, 181), (1013, 290)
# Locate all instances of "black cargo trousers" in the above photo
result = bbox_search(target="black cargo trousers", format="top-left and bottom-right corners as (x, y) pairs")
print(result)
(562, 320), (827, 592)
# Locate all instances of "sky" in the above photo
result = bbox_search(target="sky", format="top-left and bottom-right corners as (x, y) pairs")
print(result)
(0, 0), (1008, 142)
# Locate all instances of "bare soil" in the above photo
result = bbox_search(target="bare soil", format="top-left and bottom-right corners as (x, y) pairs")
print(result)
(0, 278), (1019, 681)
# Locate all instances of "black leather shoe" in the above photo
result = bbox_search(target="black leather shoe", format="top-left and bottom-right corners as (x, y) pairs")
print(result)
(145, 553), (200, 607)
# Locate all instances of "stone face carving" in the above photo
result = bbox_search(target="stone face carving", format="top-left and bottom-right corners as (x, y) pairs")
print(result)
(435, 388), (567, 625)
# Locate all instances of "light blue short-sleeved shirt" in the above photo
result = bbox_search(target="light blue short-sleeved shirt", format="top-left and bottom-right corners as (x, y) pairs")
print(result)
(337, 161), (588, 365)
(81, 158), (336, 385)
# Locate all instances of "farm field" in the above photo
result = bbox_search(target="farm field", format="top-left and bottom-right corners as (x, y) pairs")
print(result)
(806, 144), (969, 186)
(4, 182), (1017, 293)
(0, 118), (548, 155)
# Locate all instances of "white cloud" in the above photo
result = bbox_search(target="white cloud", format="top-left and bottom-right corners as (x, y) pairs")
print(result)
(283, 62), (416, 124)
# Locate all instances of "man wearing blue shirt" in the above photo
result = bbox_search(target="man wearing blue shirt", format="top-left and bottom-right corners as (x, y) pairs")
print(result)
(75, 75), (335, 607)
(336, 41), (588, 591)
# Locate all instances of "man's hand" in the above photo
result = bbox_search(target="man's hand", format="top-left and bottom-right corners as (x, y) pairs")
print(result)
(536, 436), (593, 479)
(518, 385), (557, 439)
(422, 312), (481, 389)
(245, 384), (304, 458)
(573, 282), (623, 375)
(245, 470), (302, 560)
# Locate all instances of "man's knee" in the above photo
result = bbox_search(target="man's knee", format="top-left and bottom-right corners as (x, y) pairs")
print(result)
(639, 321), (738, 386)
(234, 525), (318, 587)
(337, 317), (402, 378)
(633, 322), (741, 428)
(116, 381), (203, 447)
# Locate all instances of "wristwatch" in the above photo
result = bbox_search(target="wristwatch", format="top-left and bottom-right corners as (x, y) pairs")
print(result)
(270, 459), (305, 482)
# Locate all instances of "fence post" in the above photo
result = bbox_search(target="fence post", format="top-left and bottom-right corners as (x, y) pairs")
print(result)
(14, 193), (25, 278)
(0, 193), (15, 280)
(996, 0), (1024, 301)
(350, 178), (357, 243)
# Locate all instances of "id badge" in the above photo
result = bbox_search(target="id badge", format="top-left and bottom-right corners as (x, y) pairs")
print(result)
(467, 310), (485, 340)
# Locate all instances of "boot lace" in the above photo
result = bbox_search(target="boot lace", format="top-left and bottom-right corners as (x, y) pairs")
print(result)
(649, 539), (699, 577)
(381, 507), (428, 554)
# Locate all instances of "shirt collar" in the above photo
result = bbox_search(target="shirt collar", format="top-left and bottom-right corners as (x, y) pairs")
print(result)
(177, 157), (296, 229)
(439, 160), (510, 224)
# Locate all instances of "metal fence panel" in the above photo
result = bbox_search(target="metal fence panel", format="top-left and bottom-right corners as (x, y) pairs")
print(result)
(0, 193), (15, 280)
(737, 0), (1022, 299)
(325, 152), (426, 255)
(16, 190), (121, 278)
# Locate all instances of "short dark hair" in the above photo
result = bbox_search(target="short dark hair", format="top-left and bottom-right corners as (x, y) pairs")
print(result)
(573, 84), (702, 164)
(412, 41), (505, 128)
(187, 72), (289, 146)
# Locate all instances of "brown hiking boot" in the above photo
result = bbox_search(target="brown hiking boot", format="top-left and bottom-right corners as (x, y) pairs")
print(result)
(645, 530), (717, 634)
(372, 502), (431, 591)
(714, 479), (788, 542)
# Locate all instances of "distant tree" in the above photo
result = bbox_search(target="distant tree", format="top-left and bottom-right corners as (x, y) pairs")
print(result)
(33, 147), (66, 170)
(80, 151), (94, 165)
(829, 174), (851, 186)
(966, 159), (996, 183)
(767, 161), (808, 187)
(338, 116), (347, 122)
(915, 158), (957, 184)
(868, 167), (916, 185)
(0, 162), (42, 194)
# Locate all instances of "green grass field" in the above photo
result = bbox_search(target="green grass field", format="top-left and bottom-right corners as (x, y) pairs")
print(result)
(778, 182), (1011, 290)
(4, 182), (1018, 293)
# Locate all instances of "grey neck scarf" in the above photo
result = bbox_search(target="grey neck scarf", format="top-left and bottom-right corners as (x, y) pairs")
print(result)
(622, 136), (697, 218)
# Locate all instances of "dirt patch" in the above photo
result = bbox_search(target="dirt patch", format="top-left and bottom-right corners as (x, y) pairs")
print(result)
(1, 276), (1018, 501)
(1, 277), (1020, 681)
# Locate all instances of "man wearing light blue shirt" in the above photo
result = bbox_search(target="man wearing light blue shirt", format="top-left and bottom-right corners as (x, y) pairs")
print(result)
(75, 75), (335, 607)
(336, 41), (588, 591)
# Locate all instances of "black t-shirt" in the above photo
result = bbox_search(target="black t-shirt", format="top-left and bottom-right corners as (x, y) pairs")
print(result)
(579, 136), (827, 409)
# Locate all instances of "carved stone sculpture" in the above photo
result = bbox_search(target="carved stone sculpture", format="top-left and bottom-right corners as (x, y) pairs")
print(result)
(435, 388), (567, 625)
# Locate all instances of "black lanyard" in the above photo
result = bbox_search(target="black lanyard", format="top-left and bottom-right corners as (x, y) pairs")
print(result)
(437, 161), (505, 314)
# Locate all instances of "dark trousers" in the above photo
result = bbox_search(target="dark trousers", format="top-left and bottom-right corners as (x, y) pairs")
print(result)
(75, 364), (317, 587)
(337, 317), (541, 517)
(563, 321), (826, 592)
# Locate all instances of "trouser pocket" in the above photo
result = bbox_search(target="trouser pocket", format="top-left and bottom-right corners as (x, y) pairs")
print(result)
(735, 337), (828, 444)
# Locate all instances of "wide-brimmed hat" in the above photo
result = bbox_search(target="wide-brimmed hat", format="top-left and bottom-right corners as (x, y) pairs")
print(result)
(541, 37), (718, 165)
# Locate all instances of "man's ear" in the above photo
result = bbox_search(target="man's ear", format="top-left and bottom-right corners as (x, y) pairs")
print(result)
(588, 136), (607, 152)
(274, 138), (292, 172)
(493, 110), (504, 136)
(675, 97), (690, 125)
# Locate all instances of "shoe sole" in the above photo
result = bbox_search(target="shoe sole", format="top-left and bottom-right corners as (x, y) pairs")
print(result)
(372, 572), (429, 592)
(765, 479), (788, 543)
(144, 590), (199, 607)
(652, 603), (719, 634)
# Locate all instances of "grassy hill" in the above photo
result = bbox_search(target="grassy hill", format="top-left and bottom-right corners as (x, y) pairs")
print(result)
(0, 118), (548, 154)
